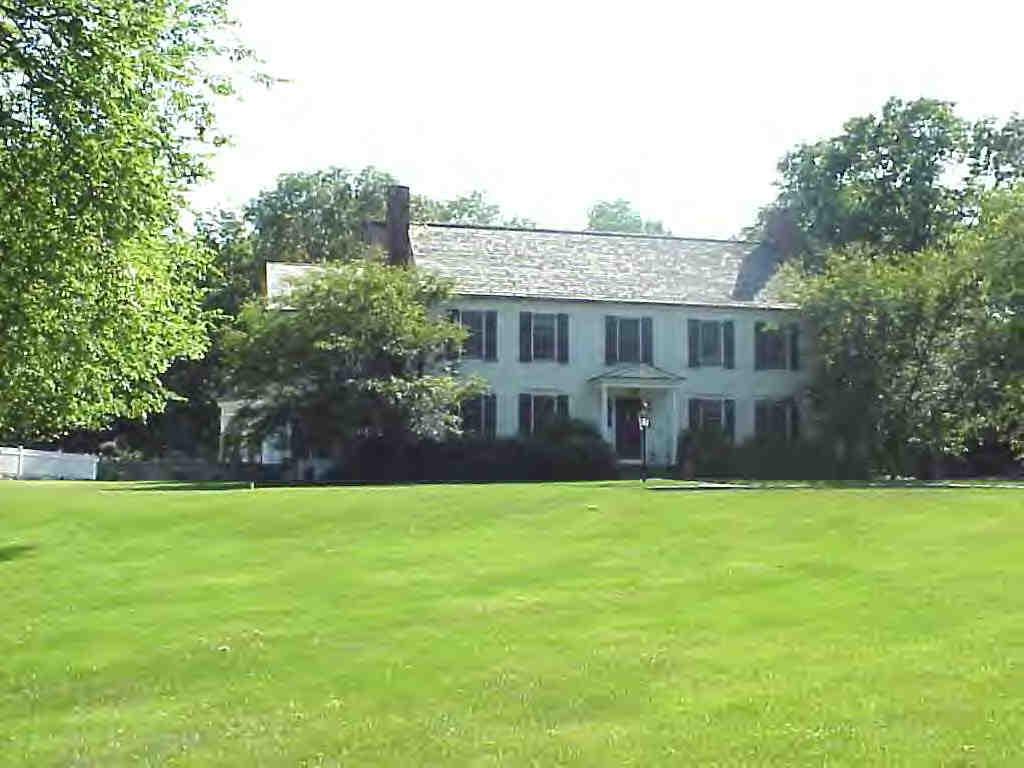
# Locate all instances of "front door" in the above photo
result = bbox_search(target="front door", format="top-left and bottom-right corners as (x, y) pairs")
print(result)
(615, 398), (643, 460)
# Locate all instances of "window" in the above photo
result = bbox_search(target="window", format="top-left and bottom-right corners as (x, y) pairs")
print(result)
(688, 319), (734, 368)
(700, 321), (722, 366)
(461, 394), (497, 439)
(755, 321), (800, 370)
(519, 312), (569, 362)
(518, 393), (570, 435)
(688, 397), (736, 440)
(755, 398), (799, 440)
(449, 309), (498, 361)
(605, 316), (653, 365)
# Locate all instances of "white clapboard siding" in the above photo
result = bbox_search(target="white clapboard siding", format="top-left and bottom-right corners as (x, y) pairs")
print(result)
(0, 446), (98, 480)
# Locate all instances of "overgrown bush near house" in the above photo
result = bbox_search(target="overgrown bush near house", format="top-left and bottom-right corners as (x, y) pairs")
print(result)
(677, 429), (866, 480)
(331, 419), (617, 484)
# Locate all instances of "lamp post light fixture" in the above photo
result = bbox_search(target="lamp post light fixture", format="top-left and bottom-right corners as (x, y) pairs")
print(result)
(638, 401), (652, 483)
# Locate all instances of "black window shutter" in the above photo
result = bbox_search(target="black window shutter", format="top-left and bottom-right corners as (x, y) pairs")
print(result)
(605, 316), (618, 365)
(789, 323), (801, 371)
(789, 399), (800, 441)
(518, 394), (532, 436)
(641, 317), (654, 364)
(754, 321), (765, 370)
(556, 395), (569, 420)
(724, 399), (736, 441)
(556, 314), (569, 363)
(519, 312), (532, 362)
(723, 320), (735, 369)
(446, 309), (460, 360)
(687, 319), (701, 368)
(484, 394), (497, 439)
(688, 398), (701, 431)
(484, 311), (498, 361)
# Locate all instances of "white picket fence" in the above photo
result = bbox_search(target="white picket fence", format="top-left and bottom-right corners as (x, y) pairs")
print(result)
(0, 446), (98, 480)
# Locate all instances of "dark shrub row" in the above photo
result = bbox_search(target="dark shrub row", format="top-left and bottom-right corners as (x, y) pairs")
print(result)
(331, 419), (618, 484)
(678, 428), (869, 481)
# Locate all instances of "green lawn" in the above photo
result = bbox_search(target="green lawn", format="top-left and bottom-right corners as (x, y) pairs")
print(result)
(3, 481), (1023, 766)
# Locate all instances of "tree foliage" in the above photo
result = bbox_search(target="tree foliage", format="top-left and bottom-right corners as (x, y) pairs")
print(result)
(586, 199), (668, 234)
(97, 168), (525, 456)
(242, 166), (529, 267)
(222, 262), (483, 458)
(755, 98), (1024, 268)
(787, 188), (1024, 475)
(0, 1), (250, 440)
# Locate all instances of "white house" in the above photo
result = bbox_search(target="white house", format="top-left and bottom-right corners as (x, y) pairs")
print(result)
(223, 187), (809, 468)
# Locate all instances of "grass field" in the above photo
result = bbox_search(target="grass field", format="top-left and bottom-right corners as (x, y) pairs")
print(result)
(3, 481), (1024, 766)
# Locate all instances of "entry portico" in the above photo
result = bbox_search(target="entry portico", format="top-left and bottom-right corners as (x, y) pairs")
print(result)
(590, 364), (685, 465)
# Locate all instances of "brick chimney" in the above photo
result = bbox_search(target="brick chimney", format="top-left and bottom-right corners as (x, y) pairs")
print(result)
(386, 185), (413, 267)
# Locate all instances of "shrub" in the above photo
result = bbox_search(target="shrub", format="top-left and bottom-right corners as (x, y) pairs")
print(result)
(677, 428), (866, 481)
(330, 419), (618, 484)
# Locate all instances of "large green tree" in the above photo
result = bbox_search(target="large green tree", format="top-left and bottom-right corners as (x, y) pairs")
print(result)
(586, 199), (668, 234)
(222, 261), (482, 459)
(0, 1), (249, 441)
(755, 98), (1024, 268)
(787, 187), (1024, 475)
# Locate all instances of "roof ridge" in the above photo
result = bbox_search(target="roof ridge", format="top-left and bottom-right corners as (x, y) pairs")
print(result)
(411, 221), (762, 246)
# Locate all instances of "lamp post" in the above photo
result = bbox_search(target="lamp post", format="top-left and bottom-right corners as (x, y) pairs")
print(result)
(638, 401), (651, 483)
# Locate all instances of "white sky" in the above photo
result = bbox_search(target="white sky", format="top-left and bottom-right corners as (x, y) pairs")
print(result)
(191, 0), (1024, 239)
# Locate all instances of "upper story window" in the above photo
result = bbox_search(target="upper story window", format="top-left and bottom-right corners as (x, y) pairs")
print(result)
(461, 393), (497, 439)
(448, 309), (498, 361)
(518, 393), (569, 435)
(755, 398), (800, 440)
(754, 321), (800, 371)
(605, 316), (653, 365)
(688, 319), (734, 369)
(688, 397), (736, 440)
(519, 312), (569, 363)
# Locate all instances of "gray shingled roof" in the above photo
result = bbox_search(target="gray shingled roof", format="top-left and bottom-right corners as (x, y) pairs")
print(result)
(265, 224), (791, 309)
(411, 224), (789, 308)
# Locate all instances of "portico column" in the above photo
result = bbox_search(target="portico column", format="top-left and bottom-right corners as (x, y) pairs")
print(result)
(600, 383), (609, 443)
(670, 387), (679, 465)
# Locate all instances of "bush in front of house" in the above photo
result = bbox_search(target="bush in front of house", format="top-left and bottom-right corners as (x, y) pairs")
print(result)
(331, 419), (618, 484)
(677, 428), (866, 481)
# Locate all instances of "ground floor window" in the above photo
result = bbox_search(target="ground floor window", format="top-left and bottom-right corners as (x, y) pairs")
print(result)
(461, 394), (497, 439)
(688, 397), (735, 440)
(519, 393), (569, 436)
(755, 398), (799, 440)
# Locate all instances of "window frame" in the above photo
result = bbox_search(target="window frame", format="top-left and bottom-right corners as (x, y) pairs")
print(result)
(460, 393), (497, 439)
(519, 392), (570, 435)
(755, 322), (788, 370)
(450, 308), (498, 361)
(688, 396), (736, 441)
(606, 315), (653, 364)
(754, 397), (799, 441)
(699, 320), (723, 367)
(688, 318), (734, 369)
(531, 312), (558, 361)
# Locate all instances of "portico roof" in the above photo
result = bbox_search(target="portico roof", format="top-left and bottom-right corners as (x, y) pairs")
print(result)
(588, 363), (686, 386)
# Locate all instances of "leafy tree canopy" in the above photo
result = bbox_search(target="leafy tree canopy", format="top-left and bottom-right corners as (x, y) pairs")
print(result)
(755, 98), (1024, 267)
(242, 166), (530, 266)
(0, 0), (251, 441)
(222, 262), (483, 457)
(786, 186), (1024, 475)
(586, 199), (669, 235)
